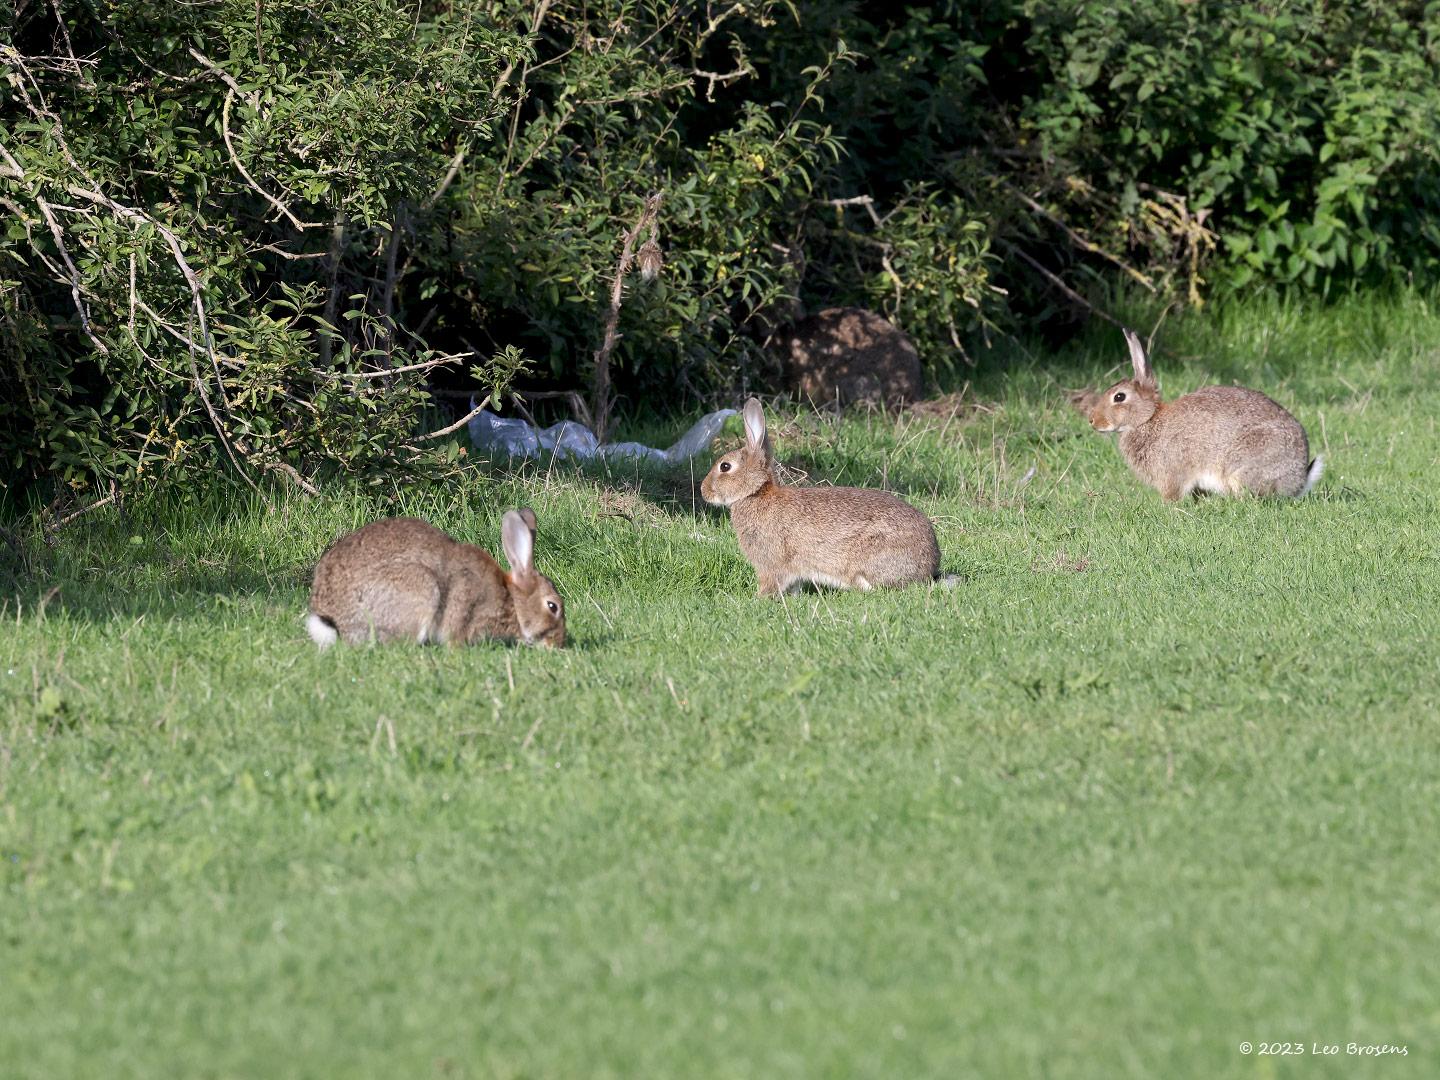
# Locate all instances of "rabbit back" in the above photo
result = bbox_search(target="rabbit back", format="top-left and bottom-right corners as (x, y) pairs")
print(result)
(731, 483), (939, 592)
(1124, 386), (1312, 498)
(310, 517), (509, 645)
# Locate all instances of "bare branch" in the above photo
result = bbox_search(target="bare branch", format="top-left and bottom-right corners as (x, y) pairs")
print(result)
(318, 212), (347, 366)
(1001, 179), (1155, 292)
(221, 87), (317, 231)
(417, 393), (495, 441)
(0, 139), (109, 355)
(998, 240), (1121, 326)
(377, 206), (406, 358)
(426, 141), (471, 208)
(318, 354), (470, 381)
(691, 60), (751, 101)
(45, 482), (119, 531)
(255, 242), (327, 261)
(187, 48), (256, 106)
(825, 194), (883, 228)
(491, 0), (555, 101)
(65, 183), (260, 489)
(591, 192), (663, 442)
(266, 462), (320, 496)
(515, 389), (593, 430)
(695, 1), (749, 51)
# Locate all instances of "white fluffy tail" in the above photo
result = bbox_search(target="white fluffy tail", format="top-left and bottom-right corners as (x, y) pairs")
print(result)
(936, 574), (963, 590)
(306, 612), (339, 648)
(1300, 456), (1325, 497)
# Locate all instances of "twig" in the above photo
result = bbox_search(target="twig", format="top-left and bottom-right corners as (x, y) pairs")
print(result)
(377, 206), (406, 358)
(187, 48), (254, 104)
(492, 0), (554, 101)
(220, 87), (316, 231)
(0, 140), (108, 356)
(1146, 298), (1178, 357)
(998, 240), (1121, 326)
(417, 393), (494, 441)
(591, 192), (663, 442)
(45, 481), (119, 531)
(695, 1), (748, 49)
(65, 184), (260, 490)
(691, 61), (752, 101)
(587, 594), (615, 631)
(519, 714), (544, 750)
(880, 251), (902, 311)
(319, 212), (346, 366)
(267, 462), (320, 496)
(1001, 179), (1155, 292)
(825, 194), (883, 227)
(371, 715), (397, 755)
(256, 242), (327, 261)
(318, 354), (469, 381)
(515, 389), (593, 429)
(426, 140), (471, 208)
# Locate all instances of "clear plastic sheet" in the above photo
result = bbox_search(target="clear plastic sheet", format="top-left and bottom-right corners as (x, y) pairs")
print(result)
(468, 403), (737, 464)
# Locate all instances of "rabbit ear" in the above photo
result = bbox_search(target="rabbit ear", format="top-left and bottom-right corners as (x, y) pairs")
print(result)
(742, 397), (768, 452)
(515, 507), (538, 535)
(1123, 327), (1156, 387)
(501, 510), (535, 580)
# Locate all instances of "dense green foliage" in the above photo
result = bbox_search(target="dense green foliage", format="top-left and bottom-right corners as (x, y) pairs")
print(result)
(1019, 1), (1440, 290)
(2, 1), (527, 492)
(3, 1), (1438, 493)
(4, 293), (1439, 1077)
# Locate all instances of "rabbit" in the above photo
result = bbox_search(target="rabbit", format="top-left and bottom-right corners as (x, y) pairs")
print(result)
(1082, 328), (1324, 501)
(700, 397), (941, 594)
(306, 509), (565, 648)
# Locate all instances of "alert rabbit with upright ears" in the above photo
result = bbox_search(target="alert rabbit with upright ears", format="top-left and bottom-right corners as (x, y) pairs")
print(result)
(306, 509), (565, 648)
(700, 397), (941, 595)
(1081, 328), (1323, 501)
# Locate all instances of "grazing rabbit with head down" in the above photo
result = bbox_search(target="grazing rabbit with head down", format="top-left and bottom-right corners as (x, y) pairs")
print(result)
(700, 398), (941, 595)
(1081, 328), (1323, 502)
(307, 509), (565, 648)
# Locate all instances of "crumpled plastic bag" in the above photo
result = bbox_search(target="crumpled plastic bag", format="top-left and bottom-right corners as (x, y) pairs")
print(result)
(468, 402), (737, 464)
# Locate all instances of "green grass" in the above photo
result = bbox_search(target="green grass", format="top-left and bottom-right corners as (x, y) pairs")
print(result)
(3, 292), (1439, 1079)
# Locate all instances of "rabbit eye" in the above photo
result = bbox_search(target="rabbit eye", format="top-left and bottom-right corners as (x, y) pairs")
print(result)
(546, 600), (559, 614)
(719, 461), (732, 473)
(1113, 391), (1127, 403)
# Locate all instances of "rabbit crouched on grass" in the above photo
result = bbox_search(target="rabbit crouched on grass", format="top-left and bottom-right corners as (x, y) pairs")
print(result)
(1081, 328), (1324, 502)
(307, 510), (565, 648)
(701, 398), (941, 595)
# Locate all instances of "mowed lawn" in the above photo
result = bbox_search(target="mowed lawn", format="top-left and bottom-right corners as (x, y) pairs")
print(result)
(3, 295), (1438, 1079)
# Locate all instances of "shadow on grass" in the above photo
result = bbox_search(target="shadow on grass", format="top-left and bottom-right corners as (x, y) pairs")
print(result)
(5, 558), (308, 624)
(6, 531), (627, 655)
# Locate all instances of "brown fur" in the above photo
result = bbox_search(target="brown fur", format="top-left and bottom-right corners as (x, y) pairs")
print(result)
(784, 307), (922, 408)
(1083, 328), (1318, 501)
(308, 511), (565, 647)
(700, 398), (940, 594)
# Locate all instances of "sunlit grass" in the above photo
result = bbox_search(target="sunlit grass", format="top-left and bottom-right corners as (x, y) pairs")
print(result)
(2, 293), (1438, 1078)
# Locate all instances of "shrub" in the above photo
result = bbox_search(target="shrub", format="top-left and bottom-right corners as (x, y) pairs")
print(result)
(1, 1), (535, 494)
(1020, 0), (1440, 290)
(3, 1), (1437, 499)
